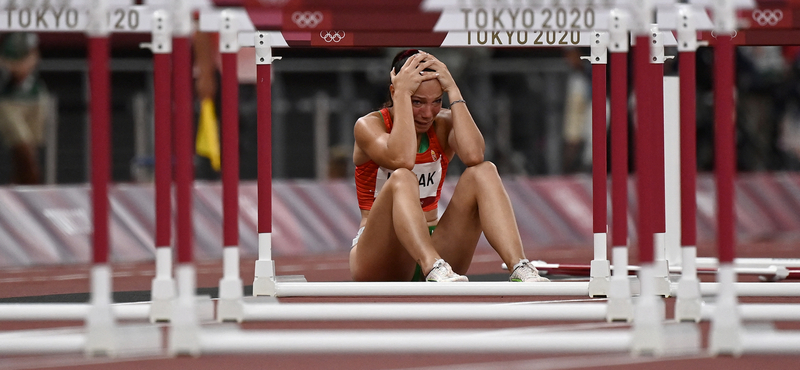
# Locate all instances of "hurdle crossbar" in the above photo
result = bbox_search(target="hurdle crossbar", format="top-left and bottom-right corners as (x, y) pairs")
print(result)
(740, 329), (800, 354)
(701, 303), (800, 321)
(0, 298), (215, 321)
(198, 327), (633, 354)
(0, 324), (162, 355)
(263, 280), (800, 297)
(272, 281), (590, 297)
(241, 302), (608, 321)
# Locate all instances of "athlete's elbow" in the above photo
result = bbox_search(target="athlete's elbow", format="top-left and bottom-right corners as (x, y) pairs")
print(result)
(460, 152), (485, 167)
(388, 157), (416, 171)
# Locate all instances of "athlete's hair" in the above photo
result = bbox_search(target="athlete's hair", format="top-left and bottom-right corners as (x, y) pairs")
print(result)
(383, 49), (435, 108)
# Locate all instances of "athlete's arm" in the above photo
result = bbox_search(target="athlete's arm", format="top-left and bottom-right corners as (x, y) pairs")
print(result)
(425, 54), (485, 166)
(354, 53), (437, 170)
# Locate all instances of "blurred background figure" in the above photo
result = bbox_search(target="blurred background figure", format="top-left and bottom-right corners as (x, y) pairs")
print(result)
(561, 47), (592, 174)
(0, 32), (49, 185)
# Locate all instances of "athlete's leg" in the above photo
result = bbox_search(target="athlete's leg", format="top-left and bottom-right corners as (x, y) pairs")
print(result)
(432, 161), (527, 274)
(349, 168), (442, 281)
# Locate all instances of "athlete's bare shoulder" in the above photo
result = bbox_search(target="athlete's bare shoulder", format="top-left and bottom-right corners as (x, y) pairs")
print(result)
(355, 110), (387, 132)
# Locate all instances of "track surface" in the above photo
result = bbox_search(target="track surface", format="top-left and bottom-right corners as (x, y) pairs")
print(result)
(1, 241), (799, 369)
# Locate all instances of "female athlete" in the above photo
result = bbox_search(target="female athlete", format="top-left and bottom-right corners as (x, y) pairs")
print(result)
(350, 49), (549, 283)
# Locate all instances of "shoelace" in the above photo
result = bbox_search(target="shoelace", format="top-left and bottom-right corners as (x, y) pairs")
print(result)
(513, 261), (540, 279)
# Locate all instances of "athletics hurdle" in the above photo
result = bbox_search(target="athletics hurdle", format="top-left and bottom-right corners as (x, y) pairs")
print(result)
(606, 8), (635, 322)
(167, 0), (202, 356)
(0, 0), (167, 356)
(238, 3), (613, 298)
(216, 9), (246, 323)
(144, 6), (176, 324)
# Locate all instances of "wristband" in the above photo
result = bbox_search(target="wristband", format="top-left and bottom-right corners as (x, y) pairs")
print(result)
(449, 99), (466, 107)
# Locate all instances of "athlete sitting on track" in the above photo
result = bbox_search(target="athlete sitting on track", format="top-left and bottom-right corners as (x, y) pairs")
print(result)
(349, 49), (549, 283)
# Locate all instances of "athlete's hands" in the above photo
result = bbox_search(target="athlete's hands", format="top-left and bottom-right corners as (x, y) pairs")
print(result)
(419, 53), (457, 94)
(390, 52), (438, 98)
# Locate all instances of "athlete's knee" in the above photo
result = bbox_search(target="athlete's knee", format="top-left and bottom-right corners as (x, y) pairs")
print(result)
(462, 161), (500, 182)
(386, 168), (419, 191)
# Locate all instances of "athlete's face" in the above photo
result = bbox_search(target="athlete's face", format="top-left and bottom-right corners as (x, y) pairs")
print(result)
(410, 79), (443, 133)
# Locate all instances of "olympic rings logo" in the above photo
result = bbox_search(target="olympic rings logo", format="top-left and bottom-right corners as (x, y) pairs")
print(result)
(320, 30), (346, 43)
(752, 9), (783, 27)
(292, 11), (323, 28)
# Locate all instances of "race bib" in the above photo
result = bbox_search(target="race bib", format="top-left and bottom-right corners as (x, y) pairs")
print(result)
(375, 159), (442, 208)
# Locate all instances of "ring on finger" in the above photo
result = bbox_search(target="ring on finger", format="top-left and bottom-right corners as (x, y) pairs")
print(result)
(419, 71), (424, 76)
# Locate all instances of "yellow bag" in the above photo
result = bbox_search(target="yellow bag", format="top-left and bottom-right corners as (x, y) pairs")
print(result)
(196, 98), (221, 171)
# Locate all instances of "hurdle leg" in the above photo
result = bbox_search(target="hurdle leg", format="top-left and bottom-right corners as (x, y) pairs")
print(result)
(253, 31), (278, 296)
(85, 264), (117, 356)
(651, 31), (672, 297)
(168, 1), (202, 355)
(84, 2), (117, 356)
(675, 246), (702, 322)
(586, 32), (611, 298)
(709, 264), (742, 355)
(631, 263), (666, 356)
(589, 232), (611, 298)
(216, 9), (244, 321)
(653, 233), (671, 297)
(218, 247), (244, 322)
(146, 9), (176, 323)
(151, 247), (176, 322)
(169, 264), (201, 356)
(606, 10), (632, 321)
(606, 246), (634, 322)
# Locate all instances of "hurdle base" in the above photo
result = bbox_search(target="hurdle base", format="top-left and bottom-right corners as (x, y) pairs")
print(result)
(168, 265), (204, 357)
(674, 276), (703, 323)
(150, 247), (176, 322)
(709, 266), (743, 356)
(606, 276), (634, 322)
(85, 264), (117, 357)
(253, 259), (276, 296)
(630, 295), (667, 356)
(653, 259), (671, 297)
(148, 298), (172, 323)
(588, 259), (611, 298)
(149, 275), (176, 322)
(217, 298), (244, 323)
(85, 303), (117, 357)
(217, 271), (244, 322)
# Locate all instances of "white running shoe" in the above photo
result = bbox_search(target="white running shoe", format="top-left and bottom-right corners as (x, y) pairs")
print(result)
(510, 259), (550, 282)
(426, 259), (469, 282)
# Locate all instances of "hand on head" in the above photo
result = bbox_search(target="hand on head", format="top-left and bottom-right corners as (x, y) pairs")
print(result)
(418, 53), (456, 93)
(390, 52), (438, 98)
